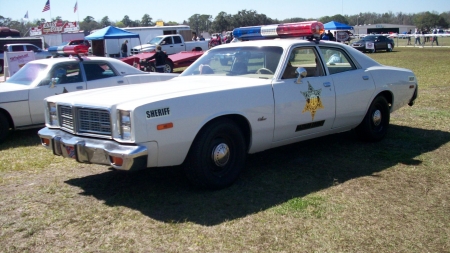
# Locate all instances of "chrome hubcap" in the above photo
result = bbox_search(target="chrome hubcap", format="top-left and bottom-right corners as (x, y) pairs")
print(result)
(212, 143), (230, 167)
(372, 110), (382, 126)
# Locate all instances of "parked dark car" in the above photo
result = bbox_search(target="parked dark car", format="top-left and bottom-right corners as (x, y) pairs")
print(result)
(350, 35), (395, 53)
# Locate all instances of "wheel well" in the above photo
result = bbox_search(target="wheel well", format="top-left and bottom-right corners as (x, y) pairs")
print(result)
(0, 108), (14, 130)
(197, 114), (251, 152)
(377, 91), (393, 111)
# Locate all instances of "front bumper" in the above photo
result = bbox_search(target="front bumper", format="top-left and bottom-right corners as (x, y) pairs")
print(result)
(38, 127), (148, 171)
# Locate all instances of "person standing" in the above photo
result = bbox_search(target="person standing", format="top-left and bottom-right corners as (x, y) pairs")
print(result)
(147, 45), (168, 73)
(414, 28), (421, 46)
(121, 40), (128, 57)
(432, 29), (439, 46)
(407, 29), (412, 45)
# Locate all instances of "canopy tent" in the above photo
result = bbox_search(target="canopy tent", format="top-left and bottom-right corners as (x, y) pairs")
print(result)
(323, 21), (354, 30)
(85, 26), (140, 57)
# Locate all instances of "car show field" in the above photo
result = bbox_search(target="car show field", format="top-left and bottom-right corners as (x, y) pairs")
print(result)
(0, 42), (449, 252)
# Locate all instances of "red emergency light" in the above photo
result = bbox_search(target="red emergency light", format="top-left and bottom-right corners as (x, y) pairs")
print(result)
(233, 21), (324, 41)
(48, 45), (89, 57)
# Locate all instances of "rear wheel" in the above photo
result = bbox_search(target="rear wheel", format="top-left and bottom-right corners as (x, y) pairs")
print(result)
(164, 60), (174, 73)
(356, 96), (390, 142)
(184, 118), (246, 190)
(0, 113), (11, 143)
(0, 60), (4, 74)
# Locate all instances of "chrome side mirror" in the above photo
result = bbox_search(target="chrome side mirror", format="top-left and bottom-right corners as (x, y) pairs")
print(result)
(295, 67), (308, 84)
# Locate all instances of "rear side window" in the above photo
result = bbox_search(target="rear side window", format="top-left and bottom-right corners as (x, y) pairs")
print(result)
(11, 45), (24, 52)
(173, 36), (182, 44)
(83, 62), (117, 81)
(319, 47), (356, 75)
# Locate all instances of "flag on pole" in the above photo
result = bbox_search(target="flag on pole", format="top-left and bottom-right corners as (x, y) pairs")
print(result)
(42, 0), (50, 12)
(24, 11), (29, 19)
(74, 2), (78, 13)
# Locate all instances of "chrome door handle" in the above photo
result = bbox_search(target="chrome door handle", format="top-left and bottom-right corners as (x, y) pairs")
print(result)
(363, 76), (369, 80)
(117, 80), (124, 84)
(76, 86), (83, 89)
(323, 82), (331, 87)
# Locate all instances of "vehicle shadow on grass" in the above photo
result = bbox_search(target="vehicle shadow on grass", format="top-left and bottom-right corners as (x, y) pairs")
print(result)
(0, 128), (41, 150)
(65, 125), (450, 226)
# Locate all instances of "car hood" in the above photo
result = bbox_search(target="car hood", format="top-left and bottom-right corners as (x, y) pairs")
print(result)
(0, 83), (29, 103)
(353, 39), (375, 44)
(133, 44), (156, 50)
(46, 76), (269, 109)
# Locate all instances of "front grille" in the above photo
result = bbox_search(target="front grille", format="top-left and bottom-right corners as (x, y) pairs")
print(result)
(60, 105), (74, 131)
(78, 109), (111, 135)
(58, 105), (111, 137)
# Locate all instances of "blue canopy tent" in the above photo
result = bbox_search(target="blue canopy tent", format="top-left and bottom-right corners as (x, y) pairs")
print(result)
(323, 21), (354, 30)
(323, 21), (353, 42)
(85, 26), (140, 57)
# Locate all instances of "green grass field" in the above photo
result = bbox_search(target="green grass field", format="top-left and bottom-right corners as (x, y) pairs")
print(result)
(0, 47), (449, 252)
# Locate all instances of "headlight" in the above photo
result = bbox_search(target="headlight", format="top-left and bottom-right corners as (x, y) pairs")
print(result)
(47, 102), (59, 127)
(119, 110), (132, 140)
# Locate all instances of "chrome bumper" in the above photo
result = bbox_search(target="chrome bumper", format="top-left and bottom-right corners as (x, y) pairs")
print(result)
(38, 127), (148, 171)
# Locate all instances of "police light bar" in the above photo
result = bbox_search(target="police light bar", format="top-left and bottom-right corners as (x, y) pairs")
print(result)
(48, 45), (89, 56)
(233, 21), (324, 41)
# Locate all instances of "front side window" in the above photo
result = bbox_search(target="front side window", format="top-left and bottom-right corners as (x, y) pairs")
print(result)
(49, 63), (82, 84)
(25, 45), (39, 52)
(319, 47), (356, 75)
(282, 47), (323, 79)
(83, 62), (117, 81)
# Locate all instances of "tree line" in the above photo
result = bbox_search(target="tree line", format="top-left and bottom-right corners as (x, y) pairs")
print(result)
(1, 10), (449, 37)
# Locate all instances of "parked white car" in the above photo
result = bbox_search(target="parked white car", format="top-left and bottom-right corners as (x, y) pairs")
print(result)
(38, 22), (418, 189)
(0, 56), (178, 142)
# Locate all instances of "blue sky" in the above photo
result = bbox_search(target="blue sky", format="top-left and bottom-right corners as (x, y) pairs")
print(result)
(1, 0), (449, 24)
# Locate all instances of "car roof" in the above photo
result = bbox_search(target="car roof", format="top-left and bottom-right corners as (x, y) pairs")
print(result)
(31, 56), (121, 64)
(216, 38), (350, 49)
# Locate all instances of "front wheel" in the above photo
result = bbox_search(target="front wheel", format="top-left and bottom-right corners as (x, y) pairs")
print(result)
(355, 96), (390, 142)
(184, 118), (246, 190)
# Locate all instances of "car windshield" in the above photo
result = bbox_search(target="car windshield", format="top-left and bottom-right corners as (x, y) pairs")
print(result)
(5, 63), (48, 86)
(180, 46), (283, 79)
(147, 37), (162, 44)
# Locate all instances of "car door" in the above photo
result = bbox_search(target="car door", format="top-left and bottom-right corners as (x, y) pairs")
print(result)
(318, 46), (376, 129)
(172, 35), (186, 53)
(160, 36), (175, 55)
(272, 46), (336, 142)
(82, 61), (128, 89)
(29, 62), (87, 124)
(376, 36), (387, 50)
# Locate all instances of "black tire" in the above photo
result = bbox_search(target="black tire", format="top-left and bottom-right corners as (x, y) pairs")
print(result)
(184, 118), (246, 190)
(356, 96), (390, 142)
(0, 113), (11, 143)
(164, 60), (174, 73)
(0, 59), (4, 74)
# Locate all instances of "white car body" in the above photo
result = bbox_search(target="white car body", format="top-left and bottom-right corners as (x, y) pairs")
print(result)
(38, 39), (418, 189)
(0, 56), (178, 141)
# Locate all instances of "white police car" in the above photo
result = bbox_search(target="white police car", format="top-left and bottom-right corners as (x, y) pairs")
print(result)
(0, 51), (178, 142)
(38, 21), (418, 189)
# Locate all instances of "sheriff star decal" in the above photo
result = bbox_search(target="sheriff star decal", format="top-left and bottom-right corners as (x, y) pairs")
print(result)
(301, 81), (324, 121)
